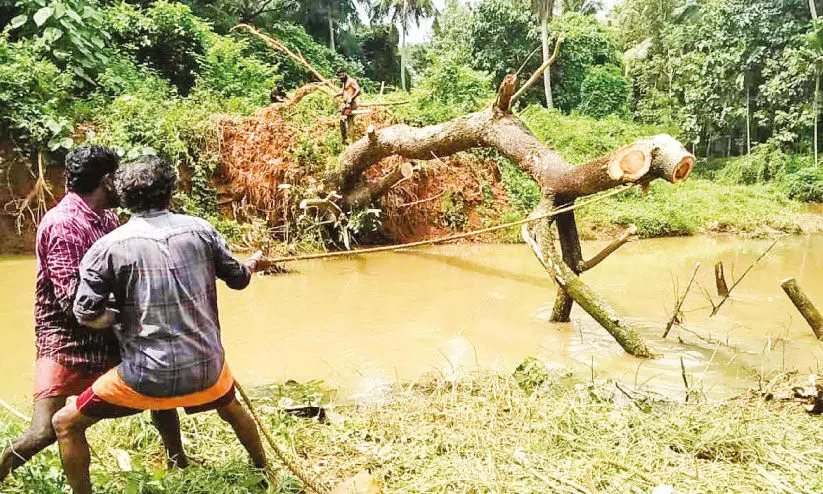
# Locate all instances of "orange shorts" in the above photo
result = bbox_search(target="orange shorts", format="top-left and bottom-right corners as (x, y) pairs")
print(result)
(76, 362), (236, 418)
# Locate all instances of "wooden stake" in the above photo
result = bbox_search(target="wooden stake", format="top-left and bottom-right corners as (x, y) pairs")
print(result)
(680, 356), (690, 403)
(663, 262), (700, 338)
(578, 224), (637, 272)
(710, 240), (778, 317)
(781, 277), (823, 340)
(715, 262), (729, 297)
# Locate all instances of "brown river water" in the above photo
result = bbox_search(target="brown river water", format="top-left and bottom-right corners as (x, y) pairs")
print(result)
(1, 235), (822, 406)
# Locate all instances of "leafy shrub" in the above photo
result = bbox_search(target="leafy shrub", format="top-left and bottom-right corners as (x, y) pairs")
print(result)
(104, 0), (209, 95)
(781, 167), (823, 202)
(547, 12), (622, 112)
(442, 190), (468, 229)
(715, 145), (788, 185)
(578, 64), (631, 118)
(197, 33), (277, 103)
(9, 0), (112, 85)
(392, 57), (493, 126)
(0, 37), (74, 149)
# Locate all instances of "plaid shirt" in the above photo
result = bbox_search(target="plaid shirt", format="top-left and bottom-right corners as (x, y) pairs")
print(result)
(74, 210), (251, 398)
(35, 192), (121, 372)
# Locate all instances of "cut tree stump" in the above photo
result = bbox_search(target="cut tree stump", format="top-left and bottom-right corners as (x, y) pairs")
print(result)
(781, 277), (823, 340)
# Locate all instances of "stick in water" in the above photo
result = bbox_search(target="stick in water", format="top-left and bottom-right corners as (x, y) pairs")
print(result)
(663, 262), (701, 338)
(710, 240), (778, 317)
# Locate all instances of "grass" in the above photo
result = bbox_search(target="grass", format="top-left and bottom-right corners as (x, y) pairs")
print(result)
(2, 365), (822, 493)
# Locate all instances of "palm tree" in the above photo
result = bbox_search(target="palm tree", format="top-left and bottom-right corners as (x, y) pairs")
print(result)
(372, 0), (436, 90)
(530, 0), (556, 108)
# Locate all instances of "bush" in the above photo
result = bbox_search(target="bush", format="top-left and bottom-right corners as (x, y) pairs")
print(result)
(197, 33), (277, 103)
(782, 167), (823, 202)
(578, 64), (631, 118)
(392, 57), (494, 126)
(0, 37), (75, 149)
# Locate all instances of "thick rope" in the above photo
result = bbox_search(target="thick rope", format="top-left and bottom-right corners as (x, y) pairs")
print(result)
(235, 381), (328, 494)
(266, 184), (634, 264)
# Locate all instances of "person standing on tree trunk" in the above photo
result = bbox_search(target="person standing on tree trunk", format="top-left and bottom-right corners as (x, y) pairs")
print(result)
(50, 155), (270, 494)
(336, 68), (361, 143)
(0, 147), (188, 484)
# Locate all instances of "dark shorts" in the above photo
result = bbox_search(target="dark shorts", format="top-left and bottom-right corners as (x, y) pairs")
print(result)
(75, 383), (237, 419)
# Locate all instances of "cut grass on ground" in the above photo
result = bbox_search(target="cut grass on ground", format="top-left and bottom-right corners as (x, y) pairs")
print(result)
(2, 366), (821, 493)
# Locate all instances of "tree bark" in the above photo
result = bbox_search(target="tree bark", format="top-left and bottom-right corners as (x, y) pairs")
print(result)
(400, 22), (407, 91)
(811, 0), (819, 19)
(328, 14), (336, 52)
(550, 210), (582, 322)
(782, 277), (823, 340)
(746, 81), (751, 155)
(816, 73), (820, 166)
(540, 17), (554, 109)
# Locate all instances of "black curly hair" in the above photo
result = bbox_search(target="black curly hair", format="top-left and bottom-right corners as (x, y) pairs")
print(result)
(65, 146), (120, 194)
(115, 155), (177, 212)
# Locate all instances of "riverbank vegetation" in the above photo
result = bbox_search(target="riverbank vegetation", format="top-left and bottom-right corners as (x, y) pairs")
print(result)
(2, 0), (823, 252)
(2, 363), (821, 493)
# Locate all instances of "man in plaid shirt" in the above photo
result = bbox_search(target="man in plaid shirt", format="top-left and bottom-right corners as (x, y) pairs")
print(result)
(0, 147), (187, 482)
(51, 154), (269, 493)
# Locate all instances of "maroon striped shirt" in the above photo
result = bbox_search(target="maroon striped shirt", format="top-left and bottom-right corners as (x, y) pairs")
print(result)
(34, 192), (120, 373)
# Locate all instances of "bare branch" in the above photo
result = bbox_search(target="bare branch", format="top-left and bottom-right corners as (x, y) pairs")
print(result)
(511, 36), (564, 104)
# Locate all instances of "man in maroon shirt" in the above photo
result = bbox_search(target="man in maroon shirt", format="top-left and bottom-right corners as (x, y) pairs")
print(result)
(0, 147), (187, 482)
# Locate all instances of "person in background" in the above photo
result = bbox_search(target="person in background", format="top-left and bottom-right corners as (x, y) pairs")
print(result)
(51, 155), (269, 494)
(0, 147), (187, 483)
(336, 68), (361, 143)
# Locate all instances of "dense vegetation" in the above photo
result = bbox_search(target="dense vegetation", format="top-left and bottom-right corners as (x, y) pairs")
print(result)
(1, 0), (822, 249)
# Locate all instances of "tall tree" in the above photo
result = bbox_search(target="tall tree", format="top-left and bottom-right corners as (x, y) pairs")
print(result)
(372, 0), (436, 90)
(529, 0), (556, 107)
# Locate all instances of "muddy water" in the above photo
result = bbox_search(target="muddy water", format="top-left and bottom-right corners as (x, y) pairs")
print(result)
(2, 236), (823, 405)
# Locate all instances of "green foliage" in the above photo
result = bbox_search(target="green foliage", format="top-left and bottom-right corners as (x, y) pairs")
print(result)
(578, 64), (631, 118)
(104, 0), (209, 95)
(441, 190), (468, 229)
(579, 178), (806, 237)
(391, 57), (494, 125)
(197, 33), (277, 102)
(493, 152), (540, 211)
(519, 105), (669, 163)
(9, 0), (112, 85)
(513, 357), (552, 394)
(782, 166), (823, 202)
(467, 0), (536, 87)
(0, 36), (74, 149)
(547, 12), (621, 112)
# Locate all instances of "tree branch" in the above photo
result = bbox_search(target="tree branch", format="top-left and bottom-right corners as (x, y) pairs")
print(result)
(511, 36), (564, 104)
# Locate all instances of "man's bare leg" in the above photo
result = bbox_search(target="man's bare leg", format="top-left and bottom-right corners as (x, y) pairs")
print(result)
(51, 400), (99, 494)
(216, 398), (267, 469)
(0, 396), (65, 481)
(150, 409), (189, 468)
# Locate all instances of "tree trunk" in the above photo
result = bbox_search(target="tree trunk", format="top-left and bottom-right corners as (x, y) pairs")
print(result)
(746, 82), (751, 155)
(782, 277), (823, 340)
(328, 14), (335, 52)
(549, 210), (581, 322)
(540, 17), (554, 109)
(400, 24), (407, 91)
(811, 0), (818, 19)
(320, 78), (694, 357)
(816, 72), (820, 166)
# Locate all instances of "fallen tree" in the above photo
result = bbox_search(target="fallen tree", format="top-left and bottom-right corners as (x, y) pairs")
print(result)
(313, 60), (693, 357)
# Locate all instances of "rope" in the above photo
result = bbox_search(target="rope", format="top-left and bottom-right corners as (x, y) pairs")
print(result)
(265, 185), (634, 264)
(235, 381), (328, 494)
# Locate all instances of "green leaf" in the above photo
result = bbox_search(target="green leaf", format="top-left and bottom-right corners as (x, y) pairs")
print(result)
(43, 27), (63, 42)
(9, 15), (27, 29)
(45, 119), (62, 134)
(53, 3), (65, 19)
(65, 8), (81, 22)
(60, 137), (74, 149)
(33, 7), (53, 27)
